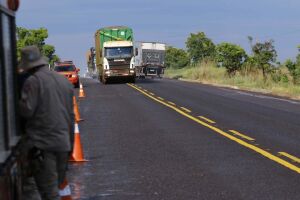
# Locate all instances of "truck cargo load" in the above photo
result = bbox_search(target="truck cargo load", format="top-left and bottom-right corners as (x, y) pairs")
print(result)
(134, 42), (166, 78)
(86, 47), (97, 78)
(94, 26), (135, 84)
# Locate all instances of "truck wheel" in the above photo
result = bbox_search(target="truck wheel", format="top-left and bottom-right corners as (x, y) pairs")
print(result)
(131, 77), (136, 83)
(75, 80), (80, 88)
(102, 76), (108, 84)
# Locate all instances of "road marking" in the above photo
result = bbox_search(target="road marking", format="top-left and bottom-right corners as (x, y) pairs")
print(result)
(149, 92), (155, 96)
(168, 101), (176, 106)
(143, 89), (148, 92)
(229, 130), (255, 141)
(180, 107), (192, 113)
(236, 91), (300, 105)
(198, 116), (216, 124)
(279, 152), (300, 164)
(127, 83), (300, 174)
(157, 97), (164, 100)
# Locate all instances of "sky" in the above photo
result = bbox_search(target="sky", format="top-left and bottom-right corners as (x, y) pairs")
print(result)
(17, 0), (300, 73)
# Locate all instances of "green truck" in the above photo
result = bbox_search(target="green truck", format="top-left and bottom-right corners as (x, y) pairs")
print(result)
(95, 26), (136, 84)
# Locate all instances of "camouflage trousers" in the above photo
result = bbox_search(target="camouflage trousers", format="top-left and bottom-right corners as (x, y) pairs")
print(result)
(22, 150), (69, 200)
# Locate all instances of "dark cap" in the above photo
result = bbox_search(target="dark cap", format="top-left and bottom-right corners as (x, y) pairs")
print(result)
(18, 45), (48, 71)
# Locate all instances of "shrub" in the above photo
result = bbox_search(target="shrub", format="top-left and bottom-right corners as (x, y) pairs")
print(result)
(215, 42), (247, 75)
(165, 47), (189, 69)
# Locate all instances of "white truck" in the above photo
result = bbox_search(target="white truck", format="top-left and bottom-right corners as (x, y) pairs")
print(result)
(134, 42), (166, 78)
(95, 26), (136, 84)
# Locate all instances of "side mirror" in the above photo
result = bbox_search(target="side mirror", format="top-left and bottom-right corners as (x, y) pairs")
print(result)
(76, 68), (80, 72)
(135, 48), (138, 56)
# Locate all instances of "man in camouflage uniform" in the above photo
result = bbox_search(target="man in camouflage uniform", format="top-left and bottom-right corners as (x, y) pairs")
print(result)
(19, 46), (74, 200)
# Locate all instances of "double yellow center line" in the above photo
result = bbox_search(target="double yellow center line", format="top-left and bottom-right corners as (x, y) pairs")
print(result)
(127, 83), (300, 174)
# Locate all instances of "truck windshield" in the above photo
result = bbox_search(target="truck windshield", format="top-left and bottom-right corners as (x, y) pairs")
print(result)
(105, 47), (133, 58)
(54, 65), (76, 72)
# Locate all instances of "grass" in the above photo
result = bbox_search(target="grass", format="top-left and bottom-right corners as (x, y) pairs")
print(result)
(164, 62), (300, 100)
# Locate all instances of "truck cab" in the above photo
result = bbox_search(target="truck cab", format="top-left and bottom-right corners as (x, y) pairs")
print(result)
(95, 26), (136, 84)
(101, 41), (135, 82)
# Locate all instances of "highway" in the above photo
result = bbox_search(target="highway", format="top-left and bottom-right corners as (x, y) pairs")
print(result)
(69, 78), (300, 200)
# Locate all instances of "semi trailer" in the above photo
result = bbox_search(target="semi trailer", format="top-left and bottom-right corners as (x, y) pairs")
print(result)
(86, 47), (97, 78)
(134, 42), (166, 78)
(95, 26), (135, 84)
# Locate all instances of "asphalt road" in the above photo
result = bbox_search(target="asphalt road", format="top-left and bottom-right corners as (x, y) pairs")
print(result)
(69, 77), (300, 200)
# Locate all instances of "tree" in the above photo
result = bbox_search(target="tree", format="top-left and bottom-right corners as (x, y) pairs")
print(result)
(285, 56), (300, 85)
(16, 27), (60, 67)
(186, 32), (215, 63)
(251, 39), (277, 79)
(247, 36), (254, 49)
(296, 45), (300, 66)
(165, 47), (189, 69)
(215, 42), (247, 75)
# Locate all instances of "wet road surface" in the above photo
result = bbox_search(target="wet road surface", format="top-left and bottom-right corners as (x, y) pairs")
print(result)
(69, 78), (300, 200)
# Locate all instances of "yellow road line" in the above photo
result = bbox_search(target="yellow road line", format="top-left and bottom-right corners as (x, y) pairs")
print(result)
(198, 116), (216, 124)
(127, 83), (300, 174)
(180, 107), (192, 113)
(229, 130), (255, 141)
(279, 152), (300, 164)
(157, 97), (164, 100)
(168, 101), (176, 106)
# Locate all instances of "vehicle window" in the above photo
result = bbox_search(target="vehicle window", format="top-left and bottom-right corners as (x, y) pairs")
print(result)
(105, 47), (133, 58)
(54, 65), (76, 72)
(2, 13), (18, 143)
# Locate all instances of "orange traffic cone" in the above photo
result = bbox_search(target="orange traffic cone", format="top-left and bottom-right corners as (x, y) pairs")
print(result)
(59, 178), (72, 200)
(78, 83), (85, 98)
(73, 96), (83, 122)
(70, 123), (87, 162)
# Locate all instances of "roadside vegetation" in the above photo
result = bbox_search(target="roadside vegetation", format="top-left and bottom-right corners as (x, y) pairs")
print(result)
(17, 27), (60, 67)
(165, 32), (300, 99)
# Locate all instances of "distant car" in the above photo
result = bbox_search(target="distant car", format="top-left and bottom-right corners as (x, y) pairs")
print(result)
(54, 61), (80, 88)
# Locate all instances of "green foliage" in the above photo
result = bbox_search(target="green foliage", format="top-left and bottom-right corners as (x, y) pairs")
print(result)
(250, 39), (277, 79)
(241, 56), (257, 74)
(281, 74), (289, 83)
(165, 47), (189, 69)
(50, 55), (60, 67)
(285, 59), (300, 84)
(186, 32), (215, 63)
(17, 27), (60, 67)
(271, 68), (289, 84)
(215, 42), (247, 75)
(285, 59), (296, 72)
